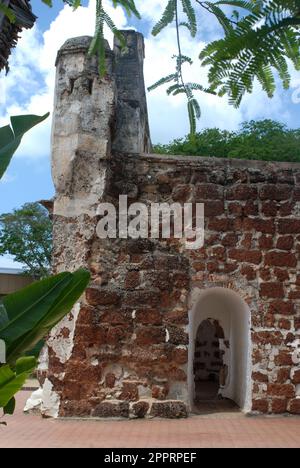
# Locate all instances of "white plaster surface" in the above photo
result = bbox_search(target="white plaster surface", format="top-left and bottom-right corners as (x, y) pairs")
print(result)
(48, 302), (81, 364)
(41, 378), (61, 418)
(24, 388), (43, 413)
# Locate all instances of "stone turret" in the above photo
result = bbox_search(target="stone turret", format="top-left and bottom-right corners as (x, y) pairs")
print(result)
(113, 31), (151, 153)
(51, 36), (115, 221)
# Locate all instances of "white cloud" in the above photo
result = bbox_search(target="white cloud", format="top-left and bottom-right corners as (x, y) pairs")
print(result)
(0, 0), (297, 154)
(0, 254), (25, 270)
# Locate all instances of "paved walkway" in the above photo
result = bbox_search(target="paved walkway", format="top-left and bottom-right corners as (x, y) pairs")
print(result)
(0, 391), (299, 448)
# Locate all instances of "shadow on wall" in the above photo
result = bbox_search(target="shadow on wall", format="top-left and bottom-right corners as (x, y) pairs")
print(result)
(188, 288), (252, 412)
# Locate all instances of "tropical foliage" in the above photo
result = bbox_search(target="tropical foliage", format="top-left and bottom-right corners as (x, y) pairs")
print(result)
(0, 270), (90, 422)
(200, 1), (300, 108)
(0, 202), (52, 279)
(0, 113), (49, 180)
(0, 357), (37, 419)
(153, 119), (300, 162)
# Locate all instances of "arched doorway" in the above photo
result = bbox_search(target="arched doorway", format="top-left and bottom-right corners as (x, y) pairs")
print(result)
(188, 288), (252, 413)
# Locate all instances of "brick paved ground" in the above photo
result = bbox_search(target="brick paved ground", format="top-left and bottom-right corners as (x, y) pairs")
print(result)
(0, 391), (299, 448)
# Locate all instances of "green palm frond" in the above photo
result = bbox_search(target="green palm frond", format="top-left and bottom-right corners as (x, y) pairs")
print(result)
(103, 11), (126, 47)
(63, 0), (81, 9)
(190, 98), (201, 119)
(179, 21), (193, 32)
(187, 82), (216, 95)
(88, 0), (105, 75)
(214, 0), (260, 12)
(167, 83), (182, 95)
(61, 0), (300, 134)
(112, 0), (141, 18)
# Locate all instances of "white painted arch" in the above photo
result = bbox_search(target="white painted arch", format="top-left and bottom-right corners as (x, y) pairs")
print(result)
(188, 287), (252, 413)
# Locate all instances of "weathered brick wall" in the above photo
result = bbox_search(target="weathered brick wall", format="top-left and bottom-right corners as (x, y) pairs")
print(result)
(40, 32), (300, 419)
(43, 152), (300, 418)
(104, 153), (300, 416)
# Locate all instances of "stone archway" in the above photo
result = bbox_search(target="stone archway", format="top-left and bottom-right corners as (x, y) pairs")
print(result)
(188, 288), (252, 413)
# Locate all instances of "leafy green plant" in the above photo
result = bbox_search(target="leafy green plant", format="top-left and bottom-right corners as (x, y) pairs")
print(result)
(0, 269), (90, 421)
(149, 0), (209, 140)
(0, 357), (36, 422)
(0, 113), (49, 180)
(153, 119), (300, 162)
(200, 0), (300, 107)
(0, 202), (52, 279)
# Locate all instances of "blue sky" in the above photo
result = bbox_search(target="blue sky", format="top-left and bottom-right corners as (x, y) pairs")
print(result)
(0, 0), (300, 268)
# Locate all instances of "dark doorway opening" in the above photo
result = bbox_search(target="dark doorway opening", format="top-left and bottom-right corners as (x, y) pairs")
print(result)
(193, 319), (237, 414)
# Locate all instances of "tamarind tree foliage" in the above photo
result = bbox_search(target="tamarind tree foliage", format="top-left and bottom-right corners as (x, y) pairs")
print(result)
(2, 1), (300, 134)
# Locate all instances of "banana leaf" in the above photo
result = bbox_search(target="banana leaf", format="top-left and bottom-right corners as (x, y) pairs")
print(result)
(0, 357), (36, 409)
(0, 113), (49, 180)
(0, 273), (75, 346)
(0, 269), (90, 364)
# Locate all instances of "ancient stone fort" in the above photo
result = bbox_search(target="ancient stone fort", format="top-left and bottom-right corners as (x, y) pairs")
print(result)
(38, 31), (300, 418)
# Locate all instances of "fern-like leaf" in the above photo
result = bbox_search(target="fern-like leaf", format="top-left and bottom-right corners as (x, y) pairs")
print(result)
(206, 2), (234, 34)
(148, 74), (178, 92)
(199, 0), (300, 107)
(187, 100), (196, 135)
(181, 0), (197, 37)
(167, 83), (183, 95)
(190, 98), (201, 119)
(152, 0), (176, 36)
(103, 11), (126, 47)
